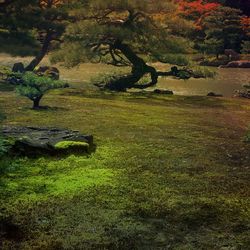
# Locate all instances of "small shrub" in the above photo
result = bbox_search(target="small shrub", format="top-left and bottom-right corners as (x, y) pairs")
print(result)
(16, 72), (68, 109)
(192, 66), (216, 78)
(0, 137), (9, 158)
(90, 71), (125, 88)
(0, 66), (12, 79)
(159, 53), (190, 66)
(0, 112), (8, 158)
(244, 130), (250, 143)
(241, 41), (250, 54)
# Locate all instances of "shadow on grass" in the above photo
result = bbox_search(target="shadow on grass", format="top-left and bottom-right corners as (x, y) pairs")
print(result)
(20, 106), (70, 112)
(61, 88), (227, 109)
(0, 81), (15, 92)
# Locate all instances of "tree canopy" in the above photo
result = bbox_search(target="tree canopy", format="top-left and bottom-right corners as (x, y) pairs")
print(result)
(200, 6), (243, 56)
(0, 0), (72, 70)
(0, 0), (249, 90)
(53, 0), (208, 91)
(16, 71), (67, 108)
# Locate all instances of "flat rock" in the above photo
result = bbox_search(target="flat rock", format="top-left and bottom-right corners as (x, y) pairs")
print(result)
(207, 92), (223, 97)
(153, 89), (174, 95)
(220, 60), (250, 68)
(2, 126), (94, 156)
(234, 90), (250, 99)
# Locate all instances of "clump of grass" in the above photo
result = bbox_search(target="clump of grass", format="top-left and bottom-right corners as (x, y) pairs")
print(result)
(192, 66), (216, 78)
(0, 65), (11, 78)
(244, 130), (250, 143)
(90, 71), (126, 88)
(0, 136), (11, 158)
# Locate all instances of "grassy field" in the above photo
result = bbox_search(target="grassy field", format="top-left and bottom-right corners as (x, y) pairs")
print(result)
(0, 64), (250, 249)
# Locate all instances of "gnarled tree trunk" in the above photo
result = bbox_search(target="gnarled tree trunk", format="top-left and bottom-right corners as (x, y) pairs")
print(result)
(98, 40), (158, 91)
(95, 40), (204, 92)
(25, 32), (52, 72)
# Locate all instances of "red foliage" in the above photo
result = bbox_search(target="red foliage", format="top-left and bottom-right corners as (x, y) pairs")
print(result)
(176, 0), (220, 29)
(241, 16), (250, 31)
(178, 0), (220, 14)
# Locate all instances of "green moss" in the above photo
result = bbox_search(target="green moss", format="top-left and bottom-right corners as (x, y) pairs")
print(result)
(54, 140), (89, 150)
(0, 144), (120, 202)
(0, 66), (250, 249)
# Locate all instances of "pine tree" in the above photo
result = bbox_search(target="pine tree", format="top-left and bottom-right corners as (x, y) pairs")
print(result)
(0, 0), (72, 71)
(54, 0), (208, 91)
(16, 72), (67, 109)
(200, 6), (243, 57)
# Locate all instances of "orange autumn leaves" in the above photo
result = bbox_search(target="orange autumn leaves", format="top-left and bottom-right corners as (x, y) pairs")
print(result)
(177, 0), (220, 29)
(176, 0), (249, 34)
(241, 16), (250, 36)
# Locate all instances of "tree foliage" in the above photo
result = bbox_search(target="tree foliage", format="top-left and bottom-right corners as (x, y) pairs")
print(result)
(0, 0), (72, 70)
(200, 6), (243, 55)
(177, 0), (220, 29)
(16, 72), (67, 108)
(53, 0), (211, 91)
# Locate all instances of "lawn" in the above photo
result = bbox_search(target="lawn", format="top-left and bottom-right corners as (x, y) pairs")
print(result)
(0, 68), (250, 249)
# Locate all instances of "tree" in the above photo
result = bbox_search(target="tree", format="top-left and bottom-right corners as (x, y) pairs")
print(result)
(241, 41), (250, 54)
(0, 0), (72, 71)
(24, 0), (72, 71)
(241, 16), (250, 38)
(222, 0), (250, 16)
(54, 0), (209, 91)
(200, 6), (243, 57)
(16, 72), (67, 109)
(177, 0), (220, 29)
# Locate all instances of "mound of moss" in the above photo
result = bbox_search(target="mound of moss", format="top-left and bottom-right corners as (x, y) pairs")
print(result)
(55, 141), (90, 153)
(2, 126), (93, 156)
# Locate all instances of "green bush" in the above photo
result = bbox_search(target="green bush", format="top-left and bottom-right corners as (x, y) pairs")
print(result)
(0, 65), (12, 78)
(0, 112), (11, 158)
(192, 66), (216, 78)
(241, 41), (250, 54)
(90, 71), (125, 88)
(16, 72), (68, 108)
(244, 130), (250, 143)
(0, 137), (11, 158)
(158, 53), (190, 66)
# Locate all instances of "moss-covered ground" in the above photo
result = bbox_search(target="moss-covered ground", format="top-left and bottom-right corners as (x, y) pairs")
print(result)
(0, 75), (250, 249)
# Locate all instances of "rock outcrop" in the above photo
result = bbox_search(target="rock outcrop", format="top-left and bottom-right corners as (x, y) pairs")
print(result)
(35, 66), (60, 80)
(207, 92), (223, 97)
(234, 90), (250, 99)
(2, 126), (94, 156)
(224, 49), (240, 61)
(220, 61), (250, 68)
(153, 89), (174, 95)
(12, 62), (25, 73)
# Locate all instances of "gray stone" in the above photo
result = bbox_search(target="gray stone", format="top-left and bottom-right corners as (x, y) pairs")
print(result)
(224, 49), (240, 61)
(2, 126), (94, 156)
(12, 62), (25, 73)
(220, 61), (250, 68)
(35, 66), (60, 80)
(234, 90), (250, 99)
(153, 89), (174, 95)
(207, 92), (223, 97)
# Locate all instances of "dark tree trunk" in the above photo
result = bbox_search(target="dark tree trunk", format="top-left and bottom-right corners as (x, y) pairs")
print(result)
(25, 32), (52, 71)
(95, 40), (206, 91)
(32, 95), (43, 109)
(99, 40), (158, 91)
